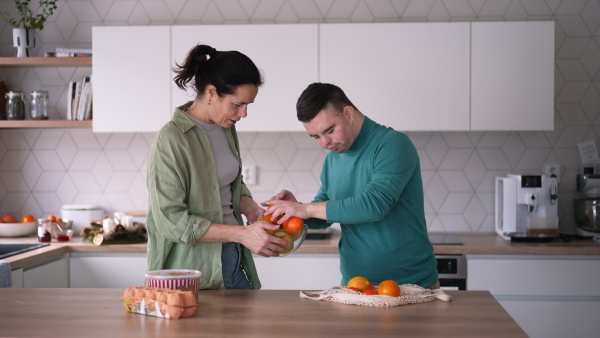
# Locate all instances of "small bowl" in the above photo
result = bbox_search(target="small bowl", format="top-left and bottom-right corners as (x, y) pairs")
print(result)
(52, 220), (73, 231)
(52, 228), (73, 242)
(267, 225), (308, 257)
(0, 222), (37, 237)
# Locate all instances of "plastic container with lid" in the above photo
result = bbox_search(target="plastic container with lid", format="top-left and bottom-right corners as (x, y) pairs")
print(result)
(30, 90), (49, 120)
(61, 204), (104, 236)
(145, 269), (202, 299)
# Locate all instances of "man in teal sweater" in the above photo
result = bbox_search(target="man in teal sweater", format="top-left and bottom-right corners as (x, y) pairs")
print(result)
(263, 83), (439, 288)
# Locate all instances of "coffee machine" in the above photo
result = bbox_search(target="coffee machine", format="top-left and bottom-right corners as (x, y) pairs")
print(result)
(495, 174), (559, 241)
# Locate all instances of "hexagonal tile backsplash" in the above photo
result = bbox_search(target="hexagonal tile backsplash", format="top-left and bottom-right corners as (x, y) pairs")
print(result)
(0, 0), (599, 234)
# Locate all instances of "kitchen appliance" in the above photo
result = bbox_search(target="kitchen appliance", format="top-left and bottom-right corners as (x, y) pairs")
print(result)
(428, 233), (466, 290)
(61, 204), (104, 236)
(495, 174), (559, 241)
(435, 255), (466, 290)
(574, 163), (600, 240)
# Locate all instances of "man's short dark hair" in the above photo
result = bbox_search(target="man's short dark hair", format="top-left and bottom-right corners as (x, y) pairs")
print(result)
(296, 83), (357, 122)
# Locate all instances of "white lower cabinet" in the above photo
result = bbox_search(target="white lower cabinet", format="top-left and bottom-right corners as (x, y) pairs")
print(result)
(12, 254), (70, 288)
(70, 252), (147, 288)
(252, 254), (341, 290)
(11, 267), (23, 287)
(467, 255), (600, 338)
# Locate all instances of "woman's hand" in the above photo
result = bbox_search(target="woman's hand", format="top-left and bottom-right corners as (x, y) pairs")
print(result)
(243, 205), (265, 224)
(239, 220), (292, 257)
(240, 195), (266, 223)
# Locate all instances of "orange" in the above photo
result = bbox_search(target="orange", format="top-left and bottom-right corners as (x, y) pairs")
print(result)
(363, 289), (378, 295)
(263, 206), (283, 224)
(283, 217), (303, 234)
(48, 215), (57, 222)
(56, 218), (63, 222)
(377, 280), (401, 297)
(1, 214), (17, 223)
(21, 214), (35, 223)
(347, 276), (374, 291)
(346, 287), (362, 293)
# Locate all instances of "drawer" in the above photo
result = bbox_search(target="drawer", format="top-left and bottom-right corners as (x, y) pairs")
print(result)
(467, 255), (600, 297)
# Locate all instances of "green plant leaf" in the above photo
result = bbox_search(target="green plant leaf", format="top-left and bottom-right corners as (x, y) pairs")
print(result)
(0, 0), (56, 30)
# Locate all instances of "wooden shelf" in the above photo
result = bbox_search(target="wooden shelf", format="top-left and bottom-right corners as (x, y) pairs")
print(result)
(0, 57), (92, 67)
(0, 120), (92, 128)
(0, 57), (93, 129)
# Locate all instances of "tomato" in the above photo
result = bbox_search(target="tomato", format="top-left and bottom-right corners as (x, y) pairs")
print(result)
(362, 289), (378, 295)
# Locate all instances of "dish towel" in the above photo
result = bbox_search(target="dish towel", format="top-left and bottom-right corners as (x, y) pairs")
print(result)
(0, 260), (12, 288)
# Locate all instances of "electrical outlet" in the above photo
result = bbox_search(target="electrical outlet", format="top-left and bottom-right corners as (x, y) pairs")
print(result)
(545, 164), (560, 183)
(242, 166), (256, 185)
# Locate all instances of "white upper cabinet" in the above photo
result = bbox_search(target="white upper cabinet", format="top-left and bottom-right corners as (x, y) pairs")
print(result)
(92, 26), (172, 132)
(91, 22), (554, 132)
(320, 22), (471, 131)
(471, 22), (554, 131)
(171, 24), (319, 132)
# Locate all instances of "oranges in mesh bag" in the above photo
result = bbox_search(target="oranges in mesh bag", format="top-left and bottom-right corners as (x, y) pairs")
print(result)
(346, 276), (374, 291)
(346, 276), (401, 297)
(377, 280), (401, 297)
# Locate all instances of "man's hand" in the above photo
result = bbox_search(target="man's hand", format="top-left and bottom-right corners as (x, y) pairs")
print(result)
(263, 189), (298, 204)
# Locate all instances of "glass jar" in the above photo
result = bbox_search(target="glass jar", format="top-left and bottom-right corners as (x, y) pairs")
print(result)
(37, 218), (52, 243)
(30, 91), (49, 120)
(5, 91), (26, 120)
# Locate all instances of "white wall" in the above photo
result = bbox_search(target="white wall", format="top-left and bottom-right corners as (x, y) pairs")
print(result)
(0, 0), (598, 234)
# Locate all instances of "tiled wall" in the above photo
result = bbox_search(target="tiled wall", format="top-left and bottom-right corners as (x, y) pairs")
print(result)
(0, 0), (598, 234)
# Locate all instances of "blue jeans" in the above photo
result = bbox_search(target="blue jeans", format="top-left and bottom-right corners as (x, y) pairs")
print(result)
(221, 242), (251, 289)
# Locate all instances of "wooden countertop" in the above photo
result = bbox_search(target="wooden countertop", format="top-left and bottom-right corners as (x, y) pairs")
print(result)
(3, 233), (600, 270)
(0, 288), (526, 337)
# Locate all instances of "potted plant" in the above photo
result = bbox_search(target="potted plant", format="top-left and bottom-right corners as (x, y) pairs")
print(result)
(0, 0), (58, 57)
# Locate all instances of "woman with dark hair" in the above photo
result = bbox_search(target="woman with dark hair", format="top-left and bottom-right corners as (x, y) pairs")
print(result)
(146, 44), (288, 290)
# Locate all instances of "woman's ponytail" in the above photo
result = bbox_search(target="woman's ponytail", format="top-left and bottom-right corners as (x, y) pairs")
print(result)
(173, 44), (262, 98)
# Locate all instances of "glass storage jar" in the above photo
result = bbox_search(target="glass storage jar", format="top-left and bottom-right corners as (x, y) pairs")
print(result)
(30, 91), (49, 120)
(37, 218), (52, 243)
(5, 91), (26, 120)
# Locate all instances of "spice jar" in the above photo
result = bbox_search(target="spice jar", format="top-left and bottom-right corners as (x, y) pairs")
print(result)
(5, 91), (26, 120)
(30, 91), (49, 120)
(37, 218), (52, 243)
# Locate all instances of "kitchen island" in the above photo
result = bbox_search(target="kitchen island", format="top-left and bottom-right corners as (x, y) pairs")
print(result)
(3, 234), (598, 337)
(0, 288), (526, 337)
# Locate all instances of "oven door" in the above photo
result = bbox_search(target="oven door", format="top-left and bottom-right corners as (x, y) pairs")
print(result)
(436, 255), (467, 290)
